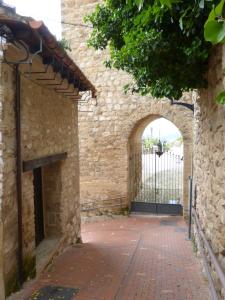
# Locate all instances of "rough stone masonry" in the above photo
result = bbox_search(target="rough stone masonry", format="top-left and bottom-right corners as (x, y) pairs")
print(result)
(0, 46), (81, 297)
(194, 46), (225, 298)
(62, 1), (225, 296)
(61, 0), (193, 218)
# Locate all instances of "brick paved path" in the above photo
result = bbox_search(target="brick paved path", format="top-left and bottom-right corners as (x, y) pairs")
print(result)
(9, 216), (210, 300)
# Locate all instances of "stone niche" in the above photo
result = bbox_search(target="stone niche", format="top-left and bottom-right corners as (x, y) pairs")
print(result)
(24, 160), (65, 275)
(43, 162), (63, 239)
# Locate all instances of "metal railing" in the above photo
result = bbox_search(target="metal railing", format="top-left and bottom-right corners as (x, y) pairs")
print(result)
(130, 149), (183, 205)
(193, 208), (225, 300)
(134, 188), (182, 204)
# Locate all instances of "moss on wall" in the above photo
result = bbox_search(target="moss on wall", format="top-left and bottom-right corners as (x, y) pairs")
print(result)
(5, 254), (36, 297)
(23, 255), (36, 281)
(5, 270), (20, 297)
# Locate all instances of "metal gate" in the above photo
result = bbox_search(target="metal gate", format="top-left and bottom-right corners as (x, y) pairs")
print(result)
(130, 143), (183, 215)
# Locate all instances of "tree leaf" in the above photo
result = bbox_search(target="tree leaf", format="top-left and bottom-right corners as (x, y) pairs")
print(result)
(216, 91), (225, 104)
(206, 0), (225, 22)
(160, 0), (172, 8)
(179, 17), (183, 30)
(160, 0), (181, 8)
(135, 0), (144, 11)
(199, 0), (204, 9)
(204, 20), (225, 44)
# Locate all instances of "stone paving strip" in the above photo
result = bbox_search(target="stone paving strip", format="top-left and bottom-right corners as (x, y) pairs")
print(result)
(8, 216), (210, 300)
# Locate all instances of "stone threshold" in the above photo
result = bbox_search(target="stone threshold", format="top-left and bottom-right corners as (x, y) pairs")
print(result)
(6, 236), (68, 300)
(36, 236), (62, 275)
(81, 214), (128, 224)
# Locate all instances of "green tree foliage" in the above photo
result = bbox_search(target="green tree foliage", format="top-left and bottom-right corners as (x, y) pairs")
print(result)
(143, 138), (177, 152)
(143, 137), (159, 150)
(204, 0), (225, 105)
(58, 38), (72, 52)
(85, 0), (216, 100)
(204, 0), (225, 44)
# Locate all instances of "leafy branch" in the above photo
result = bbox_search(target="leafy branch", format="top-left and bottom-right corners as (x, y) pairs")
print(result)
(85, 0), (215, 100)
(58, 37), (72, 52)
(204, 0), (225, 105)
(85, 0), (225, 104)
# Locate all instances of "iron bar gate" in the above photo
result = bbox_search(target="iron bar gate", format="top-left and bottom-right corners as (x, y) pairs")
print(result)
(130, 143), (183, 215)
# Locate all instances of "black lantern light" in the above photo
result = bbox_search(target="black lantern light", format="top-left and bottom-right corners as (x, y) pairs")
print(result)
(155, 139), (164, 157)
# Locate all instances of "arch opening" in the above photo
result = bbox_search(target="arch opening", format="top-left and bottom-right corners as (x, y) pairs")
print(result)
(128, 116), (188, 216)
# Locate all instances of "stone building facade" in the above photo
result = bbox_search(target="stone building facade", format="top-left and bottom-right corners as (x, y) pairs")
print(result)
(2, 62), (80, 297)
(194, 46), (225, 297)
(62, 0), (225, 296)
(0, 5), (95, 298)
(61, 0), (194, 218)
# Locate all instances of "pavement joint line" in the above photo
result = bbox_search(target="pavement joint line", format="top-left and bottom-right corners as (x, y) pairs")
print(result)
(113, 233), (142, 300)
(6, 216), (210, 300)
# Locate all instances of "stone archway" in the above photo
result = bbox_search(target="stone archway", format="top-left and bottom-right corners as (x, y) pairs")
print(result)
(128, 114), (191, 217)
(76, 95), (193, 218)
(61, 0), (194, 219)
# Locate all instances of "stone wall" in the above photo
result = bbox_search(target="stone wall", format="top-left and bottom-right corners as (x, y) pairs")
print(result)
(61, 0), (193, 217)
(129, 111), (193, 217)
(1, 48), (81, 296)
(194, 45), (225, 297)
(0, 57), (5, 300)
(43, 162), (63, 238)
(61, 0), (225, 296)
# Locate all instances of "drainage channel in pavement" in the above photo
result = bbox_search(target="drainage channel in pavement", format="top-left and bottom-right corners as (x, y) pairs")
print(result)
(26, 286), (79, 300)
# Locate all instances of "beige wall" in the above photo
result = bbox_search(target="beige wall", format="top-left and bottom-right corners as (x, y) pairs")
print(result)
(61, 0), (193, 217)
(1, 48), (80, 296)
(0, 55), (5, 299)
(194, 46), (225, 297)
(61, 0), (225, 296)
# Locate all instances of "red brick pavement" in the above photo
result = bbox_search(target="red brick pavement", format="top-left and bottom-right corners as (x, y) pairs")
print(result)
(8, 215), (210, 300)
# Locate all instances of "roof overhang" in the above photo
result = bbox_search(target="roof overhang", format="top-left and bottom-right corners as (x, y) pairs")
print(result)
(0, 3), (97, 98)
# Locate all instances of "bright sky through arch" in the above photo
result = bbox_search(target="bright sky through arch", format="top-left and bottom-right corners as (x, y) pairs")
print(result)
(4, 0), (62, 39)
(142, 118), (182, 143)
